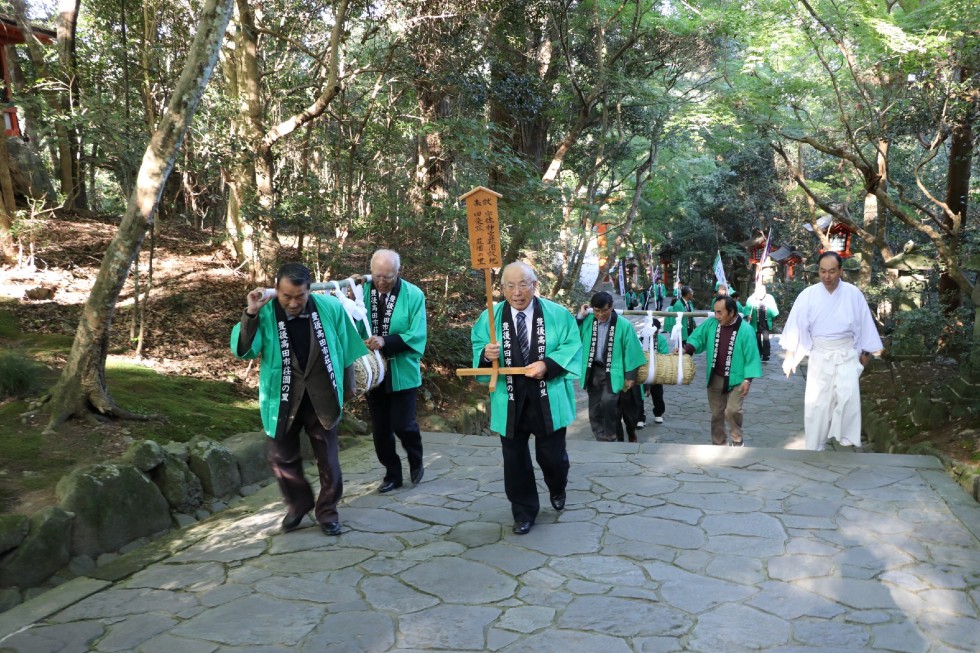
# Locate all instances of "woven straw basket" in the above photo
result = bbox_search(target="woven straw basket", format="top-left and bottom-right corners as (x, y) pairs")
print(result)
(352, 351), (385, 398)
(637, 352), (696, 385)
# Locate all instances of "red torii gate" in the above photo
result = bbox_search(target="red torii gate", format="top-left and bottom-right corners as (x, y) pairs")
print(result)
(0, 14), (55, 137)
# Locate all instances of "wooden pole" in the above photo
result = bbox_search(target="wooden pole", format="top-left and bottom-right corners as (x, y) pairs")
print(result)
(484, 268), (500, 391)
(455, 186), (529, 387)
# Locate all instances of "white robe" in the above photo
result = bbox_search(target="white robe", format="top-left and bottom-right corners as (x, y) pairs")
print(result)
(781, 281), (884, 450)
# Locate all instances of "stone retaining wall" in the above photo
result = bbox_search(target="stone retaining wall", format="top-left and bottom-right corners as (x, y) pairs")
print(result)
(862, 360), (980, 503)
(0, 432), (287, 613)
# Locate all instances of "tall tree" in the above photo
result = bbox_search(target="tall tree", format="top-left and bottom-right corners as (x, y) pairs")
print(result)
(223, 0), (351, 281)
(45, 0), (235, 429)
(730, 0), (977, 305)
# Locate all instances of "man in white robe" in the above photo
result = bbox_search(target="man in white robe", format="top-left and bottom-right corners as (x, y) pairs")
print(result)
(781, 252), (884, 451)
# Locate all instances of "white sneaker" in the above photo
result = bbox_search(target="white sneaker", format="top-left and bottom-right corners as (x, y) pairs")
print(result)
(636, 421), (646, 429)
(654, 416), (663, 424)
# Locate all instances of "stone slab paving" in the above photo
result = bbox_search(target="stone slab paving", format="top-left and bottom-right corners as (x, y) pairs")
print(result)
(1, 432), (978, 653)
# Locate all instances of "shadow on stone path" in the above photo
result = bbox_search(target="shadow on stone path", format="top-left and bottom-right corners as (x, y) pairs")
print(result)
(1, 431), (978, 652)
(1, 302), (978, 652)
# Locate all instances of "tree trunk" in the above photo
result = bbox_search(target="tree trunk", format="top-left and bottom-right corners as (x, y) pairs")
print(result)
(135, 226), (155, 359)
(412, 90), (451, 209)
(141, 1), (159, 133)
(938, 66), (974, 311)
(591, 147), (655, 291)
(45, 0), (235, 430)
(56, 0), (86, 209)
(229, 0), (350, 281)
(549, 189), (586, 297)
(234, 0), (277, 281)
(858, 140), (888, 285)
(0, 135), (17, 259)
(9, 0), (74, 205)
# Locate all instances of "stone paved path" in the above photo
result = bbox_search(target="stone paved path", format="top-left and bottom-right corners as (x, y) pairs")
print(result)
(2, 435), (977, 652)
(1, 310), (978, 652)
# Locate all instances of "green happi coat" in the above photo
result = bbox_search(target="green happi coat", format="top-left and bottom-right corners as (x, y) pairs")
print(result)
(470, 297), (582, 437)
(663, 298), (696, 341)
(230, 293), (368, 437)
(686, 317), (762, 390)
(747, 298), (779, 332)
(578, 313), (648, 393)
(356, 278), (427, 391)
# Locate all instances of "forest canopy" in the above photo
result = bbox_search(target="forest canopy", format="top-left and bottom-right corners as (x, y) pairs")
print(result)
(5, 1), (977, 389)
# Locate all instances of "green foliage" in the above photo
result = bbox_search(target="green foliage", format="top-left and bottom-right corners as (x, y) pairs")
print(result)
(862, 281), (976, 359)
(767, 277), (808, 326)
(0, 308), (20, 340)
(0, 350), (45, 399)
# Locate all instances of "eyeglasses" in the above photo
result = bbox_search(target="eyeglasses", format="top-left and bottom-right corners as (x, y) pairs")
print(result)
(373, 273), (397, 282)
(503, 281), (535, 291)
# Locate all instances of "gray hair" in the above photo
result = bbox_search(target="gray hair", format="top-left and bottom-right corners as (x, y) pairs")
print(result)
(502, 261), (537, 283)
(370, 249), (401, 272)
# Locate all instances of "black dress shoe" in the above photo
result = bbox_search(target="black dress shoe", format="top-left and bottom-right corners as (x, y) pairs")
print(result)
(410, 465), (424, 485)
(320, 522), (342, 536)
(378, 479), (403, 494)
(550, 492), (566, 512)
(281, 511), (306, 532)
(512, 521), (533, 535)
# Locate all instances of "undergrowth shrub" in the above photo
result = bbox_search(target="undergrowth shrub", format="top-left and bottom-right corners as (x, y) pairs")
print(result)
(0, 350), (44, 399)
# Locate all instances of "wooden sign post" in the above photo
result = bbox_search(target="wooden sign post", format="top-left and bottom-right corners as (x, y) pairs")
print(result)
(455, 186), (525, 390)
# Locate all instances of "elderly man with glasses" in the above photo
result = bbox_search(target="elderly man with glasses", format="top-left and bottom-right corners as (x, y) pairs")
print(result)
(470, 262), (582, 535)
(357, 249), (428, 493)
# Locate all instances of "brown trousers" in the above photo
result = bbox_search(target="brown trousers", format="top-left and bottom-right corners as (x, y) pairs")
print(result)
(706, 373), (744, 446)
(269, 394), (343, 524)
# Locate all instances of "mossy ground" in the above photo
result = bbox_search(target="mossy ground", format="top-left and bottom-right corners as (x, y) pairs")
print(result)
(0, 316), (261, 514)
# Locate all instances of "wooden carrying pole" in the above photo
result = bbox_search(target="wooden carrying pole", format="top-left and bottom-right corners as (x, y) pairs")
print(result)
(616, 310), (711, 318)
(455, 187), (525, 390)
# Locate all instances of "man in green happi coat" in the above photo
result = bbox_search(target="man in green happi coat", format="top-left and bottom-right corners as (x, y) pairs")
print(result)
(624, 288), (637, 310)
(652, 280), (668, 310)
(231, 263), (368, 536)
(682, 296), (762, 446)
(577, 292), (647, 442)
(663, 285), (697, 345)
(357, 249), (428, 494)
(747, 284), (779, 362)
(471, 262), (582, 535)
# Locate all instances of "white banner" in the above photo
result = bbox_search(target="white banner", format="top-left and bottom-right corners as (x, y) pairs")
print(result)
(713, 250), (728, 287)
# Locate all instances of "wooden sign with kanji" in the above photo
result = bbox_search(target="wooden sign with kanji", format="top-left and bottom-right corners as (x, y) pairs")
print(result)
(456, 186), (524, 390)
(462, 186), (503, 269)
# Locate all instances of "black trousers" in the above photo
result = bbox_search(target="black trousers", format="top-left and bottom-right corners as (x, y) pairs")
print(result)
(757, 325), (771, 361)
(587, 365), (621, 442)
(647, 383), (665, 417)
(366, 387), (424, 483)
(500, 390), (569, 523)
(617, 386), (643, 442)
(268, 393), (342, 524)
